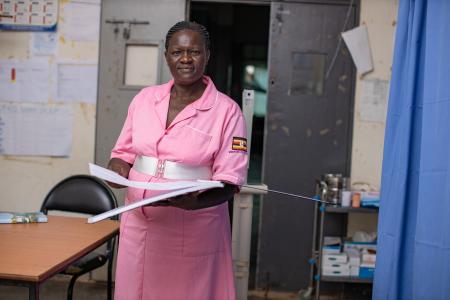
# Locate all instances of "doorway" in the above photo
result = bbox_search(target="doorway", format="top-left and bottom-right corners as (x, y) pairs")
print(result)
(190, 2), (270, 289)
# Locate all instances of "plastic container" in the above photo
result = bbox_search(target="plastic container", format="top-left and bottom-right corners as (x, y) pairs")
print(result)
(341, 190), (352, 207)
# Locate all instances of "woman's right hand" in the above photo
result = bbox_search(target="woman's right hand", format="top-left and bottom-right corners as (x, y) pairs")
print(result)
(107, 158), (132, 189)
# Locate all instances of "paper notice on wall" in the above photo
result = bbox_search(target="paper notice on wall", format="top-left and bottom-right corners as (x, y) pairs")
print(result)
(56, 63), (98, 103)
(0, 59), (50, 102)
(0, 104), (73, 156)
(59, 1), (100, 41)
(342, 25), (374, 75)
(360, 79), (389, 123)
(31, 32), (58, 56)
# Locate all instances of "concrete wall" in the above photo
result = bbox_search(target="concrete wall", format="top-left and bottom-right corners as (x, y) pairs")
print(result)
(0, 0), (99, 213)
(348, 0), (399, 235)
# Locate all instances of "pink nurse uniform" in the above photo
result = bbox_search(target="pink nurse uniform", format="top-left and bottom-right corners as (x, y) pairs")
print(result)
(111, 76), (248, 300)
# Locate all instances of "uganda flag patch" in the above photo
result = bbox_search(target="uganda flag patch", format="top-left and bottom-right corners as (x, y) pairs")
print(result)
(232, 137), (247, 152)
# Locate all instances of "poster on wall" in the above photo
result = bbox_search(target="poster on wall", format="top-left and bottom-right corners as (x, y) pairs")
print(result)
(0, 0), (58, 31)
(0, 103), (73, 156)
(0, 58), (51, 102)
(360, 78), (390, 123)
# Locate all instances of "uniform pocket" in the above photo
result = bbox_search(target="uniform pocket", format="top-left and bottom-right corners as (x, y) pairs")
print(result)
(182, 206), (224, 257)
(163, 125), (212, 165)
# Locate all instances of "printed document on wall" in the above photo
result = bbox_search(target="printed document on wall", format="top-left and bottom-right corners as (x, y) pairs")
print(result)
(360, 79), (389, 123)
(0, 59), (50, 102)
(0, 104), (73, 156)
(56, 63), (98, 103)
(30, 32), (58, 56)
(59, 1), (100, 41)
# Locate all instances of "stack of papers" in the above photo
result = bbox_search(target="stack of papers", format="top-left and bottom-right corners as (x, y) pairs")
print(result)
(87, 164), (224, 224)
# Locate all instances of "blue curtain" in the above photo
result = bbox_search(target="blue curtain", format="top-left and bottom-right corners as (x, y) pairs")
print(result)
(373, 0), (450, 299)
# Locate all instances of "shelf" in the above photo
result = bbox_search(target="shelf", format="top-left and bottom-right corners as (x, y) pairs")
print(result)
(321, 276), (373, 284)
(324, 206), (378, 213)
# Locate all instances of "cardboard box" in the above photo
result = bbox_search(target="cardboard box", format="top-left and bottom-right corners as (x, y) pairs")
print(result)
(322, 253), (348, 265)
(322, 265), (350, 277)
(343, 241), (377, 252)
(323, 245), (341, 254)
(350, 265), (360, 277)
(347, 249), (361, 267)
(362, 250), (376, 265)
(322, 262), (350, 269)
(359, 265), (375, 279)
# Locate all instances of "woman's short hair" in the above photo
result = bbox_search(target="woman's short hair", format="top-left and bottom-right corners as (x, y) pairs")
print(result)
(165, 21), (210, 51)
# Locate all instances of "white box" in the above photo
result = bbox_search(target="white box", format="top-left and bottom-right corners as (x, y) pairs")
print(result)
(350, 265), (360, 276)
(322, 253), (348, 265)
(346, 249), (361, 267)
(360, 262), (376, 268)
(343, 241), (377, 252)
(323, 245), (341, 254)
(322, 265), (350, 276)
(322, 262), (350, 269)
(362, 249), (376, 265)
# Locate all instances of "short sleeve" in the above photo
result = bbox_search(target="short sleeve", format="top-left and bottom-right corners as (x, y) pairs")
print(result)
(211, 108), (248, 186)
(110, 98), (137, 164)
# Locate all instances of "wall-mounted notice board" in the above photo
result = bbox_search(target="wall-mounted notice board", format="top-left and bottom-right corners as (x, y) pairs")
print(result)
(0, 0), (58, 31)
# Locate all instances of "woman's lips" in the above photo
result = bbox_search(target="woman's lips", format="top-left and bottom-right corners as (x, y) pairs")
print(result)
(177, 67), (194, 73)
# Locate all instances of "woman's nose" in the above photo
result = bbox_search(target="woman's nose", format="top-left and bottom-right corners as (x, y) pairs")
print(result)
(180, 51), (192, 63)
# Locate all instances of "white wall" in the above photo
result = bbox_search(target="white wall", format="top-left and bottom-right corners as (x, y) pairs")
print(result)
(348, 0), (399, 235)
(0, 1), (99, 213)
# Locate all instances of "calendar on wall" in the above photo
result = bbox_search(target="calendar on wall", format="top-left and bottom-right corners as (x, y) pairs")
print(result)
(0, 0), (58, 31)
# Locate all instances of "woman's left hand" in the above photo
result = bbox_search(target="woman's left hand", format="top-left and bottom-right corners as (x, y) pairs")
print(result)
(167, 191), (201, 210)
(149, 184), (238, 210)
(148, 191), (201, 210)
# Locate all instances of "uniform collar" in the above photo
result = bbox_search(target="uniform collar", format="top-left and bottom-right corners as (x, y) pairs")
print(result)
(155, 76), (217, 111)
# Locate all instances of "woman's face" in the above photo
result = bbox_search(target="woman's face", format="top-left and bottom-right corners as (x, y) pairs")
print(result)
(165, 29), (210, 86)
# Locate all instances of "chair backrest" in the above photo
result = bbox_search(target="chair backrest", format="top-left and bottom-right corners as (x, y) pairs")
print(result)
(41, 175), (118, 220)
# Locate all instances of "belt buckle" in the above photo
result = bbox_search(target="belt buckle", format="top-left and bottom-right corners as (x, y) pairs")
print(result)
(156, 159), (166, 178)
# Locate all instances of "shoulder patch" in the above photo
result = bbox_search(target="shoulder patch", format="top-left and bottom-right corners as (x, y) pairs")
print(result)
(232, 137), (247, 152)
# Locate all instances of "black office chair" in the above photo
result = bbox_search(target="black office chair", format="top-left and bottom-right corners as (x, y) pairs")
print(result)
(40, 175), (118, 300)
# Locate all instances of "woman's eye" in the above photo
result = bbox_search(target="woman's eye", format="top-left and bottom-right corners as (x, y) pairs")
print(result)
(190, 50), (200, 56)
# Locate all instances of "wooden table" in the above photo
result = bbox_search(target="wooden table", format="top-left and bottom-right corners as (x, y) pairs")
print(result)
(0, 215), (119, 300)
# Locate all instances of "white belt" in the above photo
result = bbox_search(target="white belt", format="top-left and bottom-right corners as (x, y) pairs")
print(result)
(133, 155), (212, 180)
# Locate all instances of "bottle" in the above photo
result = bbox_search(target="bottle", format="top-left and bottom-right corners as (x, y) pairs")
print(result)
(340, 177), (351, 207)
(352, 192), (361, 208)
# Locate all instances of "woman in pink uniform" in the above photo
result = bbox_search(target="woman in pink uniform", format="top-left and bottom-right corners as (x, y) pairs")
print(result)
(107, 21), (248, 300)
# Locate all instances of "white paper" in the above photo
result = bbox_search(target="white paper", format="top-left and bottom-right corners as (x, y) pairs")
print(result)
(56, 64), (97, 103)
(0, 59), (50, 102)
(87, 182), (224, 224)
(31, 32), (57, 56)
(342, 25), (374, 75)
(0, 104), (73, 156)
(60, 2), (100, 42)
(89, 163), (218, 191)
(360, 78), (389, 123)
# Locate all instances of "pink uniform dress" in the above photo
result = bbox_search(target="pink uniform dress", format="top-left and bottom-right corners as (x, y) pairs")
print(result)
(111, 76), (248, 300)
